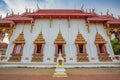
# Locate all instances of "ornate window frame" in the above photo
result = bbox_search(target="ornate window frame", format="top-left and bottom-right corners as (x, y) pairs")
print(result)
(75, 31), (89, 62)
(31, 31), (45, 62)
(9, 32), (25, 62)
(54, 31), (66, 62)
(95, 32), (112, 62)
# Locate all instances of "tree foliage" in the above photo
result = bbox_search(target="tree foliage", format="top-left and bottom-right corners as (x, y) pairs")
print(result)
(111, 38), (120, 55)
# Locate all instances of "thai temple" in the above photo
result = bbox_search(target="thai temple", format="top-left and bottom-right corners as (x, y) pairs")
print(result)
(0, 8), (120, 68)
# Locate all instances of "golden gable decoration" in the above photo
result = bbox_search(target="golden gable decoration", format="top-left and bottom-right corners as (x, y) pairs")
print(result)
(54, 31), (66, 44)
(75, 32), (87, 45)
(33, 32), (45, 44)
(13, 32), (25, 44)
(95, 32), (106, 44)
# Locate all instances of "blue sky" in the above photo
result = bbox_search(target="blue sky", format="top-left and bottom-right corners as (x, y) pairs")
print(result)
(0, 0), (120, 18)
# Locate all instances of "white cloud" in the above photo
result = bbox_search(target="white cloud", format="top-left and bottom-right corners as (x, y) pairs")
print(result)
(0, 0), (119, 18)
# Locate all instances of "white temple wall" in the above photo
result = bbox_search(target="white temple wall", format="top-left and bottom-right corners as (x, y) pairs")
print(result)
(50, 19), (69, 62)
(96, 24), (115, 60)
(89, 23), (99, 62)
(5, 19), (115, 63)
(6, 23), (24, 61)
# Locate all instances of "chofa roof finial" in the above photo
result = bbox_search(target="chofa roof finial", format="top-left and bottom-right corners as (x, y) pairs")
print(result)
(106, 9), (109, 15)
(81, 4), (84, 11)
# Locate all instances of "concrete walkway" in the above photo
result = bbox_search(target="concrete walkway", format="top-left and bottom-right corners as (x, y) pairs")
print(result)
(0, 68), (120, 80)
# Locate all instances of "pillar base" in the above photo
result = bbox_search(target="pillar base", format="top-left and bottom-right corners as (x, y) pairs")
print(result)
(53, 72), (67, 77)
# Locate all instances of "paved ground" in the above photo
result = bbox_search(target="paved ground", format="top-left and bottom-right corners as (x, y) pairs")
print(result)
(0, 68), (120, 80)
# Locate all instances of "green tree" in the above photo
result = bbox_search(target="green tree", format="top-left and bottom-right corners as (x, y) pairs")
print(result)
(111, 38), (120, 55)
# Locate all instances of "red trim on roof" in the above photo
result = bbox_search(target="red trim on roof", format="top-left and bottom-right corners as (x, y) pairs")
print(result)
(87, 15), (115, 23)
(0, 20), (15, 24)
(24, 9), (96, 19)
(5, 16), (34, 23)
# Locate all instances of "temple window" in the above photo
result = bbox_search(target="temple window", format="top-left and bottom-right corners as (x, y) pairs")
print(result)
(54, 31), (66, 62)
(36, 44), (42, 54)
(13, 44), (22, 54)
(78, 44), (83, 53)
(98, 44), (106, 54)
(75, 30), (89, 62)
(31, 31), (45, 62)
(57, 45), (63, 54)
(95, 32), (112, 62)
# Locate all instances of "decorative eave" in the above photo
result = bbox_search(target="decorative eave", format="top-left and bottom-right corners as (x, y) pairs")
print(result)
(87, 15), (115, 23)
(95, 32), (106, 44)
(13, 32), (25, 44)
(33, 32), (45, 44)
(5, 15), (34, 23)
(105, 20), (120, 26)
(54, 31), (66, 44)
(0, 19), (15, 27)
(75, 32), (87, 44)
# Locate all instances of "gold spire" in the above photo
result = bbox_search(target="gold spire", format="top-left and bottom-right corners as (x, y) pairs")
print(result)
(75, 25), (86, 44)
(54, 24), (66, 44)
(34, 28), (45, 44)
(75, 30), (86, 44)
(95, 32), (106, 44)
(13, 32), (25, 44)
(13, 23), (25, 44)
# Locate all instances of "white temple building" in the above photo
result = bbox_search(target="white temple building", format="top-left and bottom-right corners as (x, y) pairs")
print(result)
(0, 9), (120, 68)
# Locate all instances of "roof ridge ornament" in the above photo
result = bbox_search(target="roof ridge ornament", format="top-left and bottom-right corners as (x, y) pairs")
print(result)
(89, 9), (91, 13)
(81, 4), (84, 11)
(37, 4), (40, 10)
(25, 7), (28, 13)
(11, 9), (14, 16)
(92, 8), (95, 13)
(106, 9), (109, 16)
(29, 8), (31, 13)
(6, 13), (8, 17)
